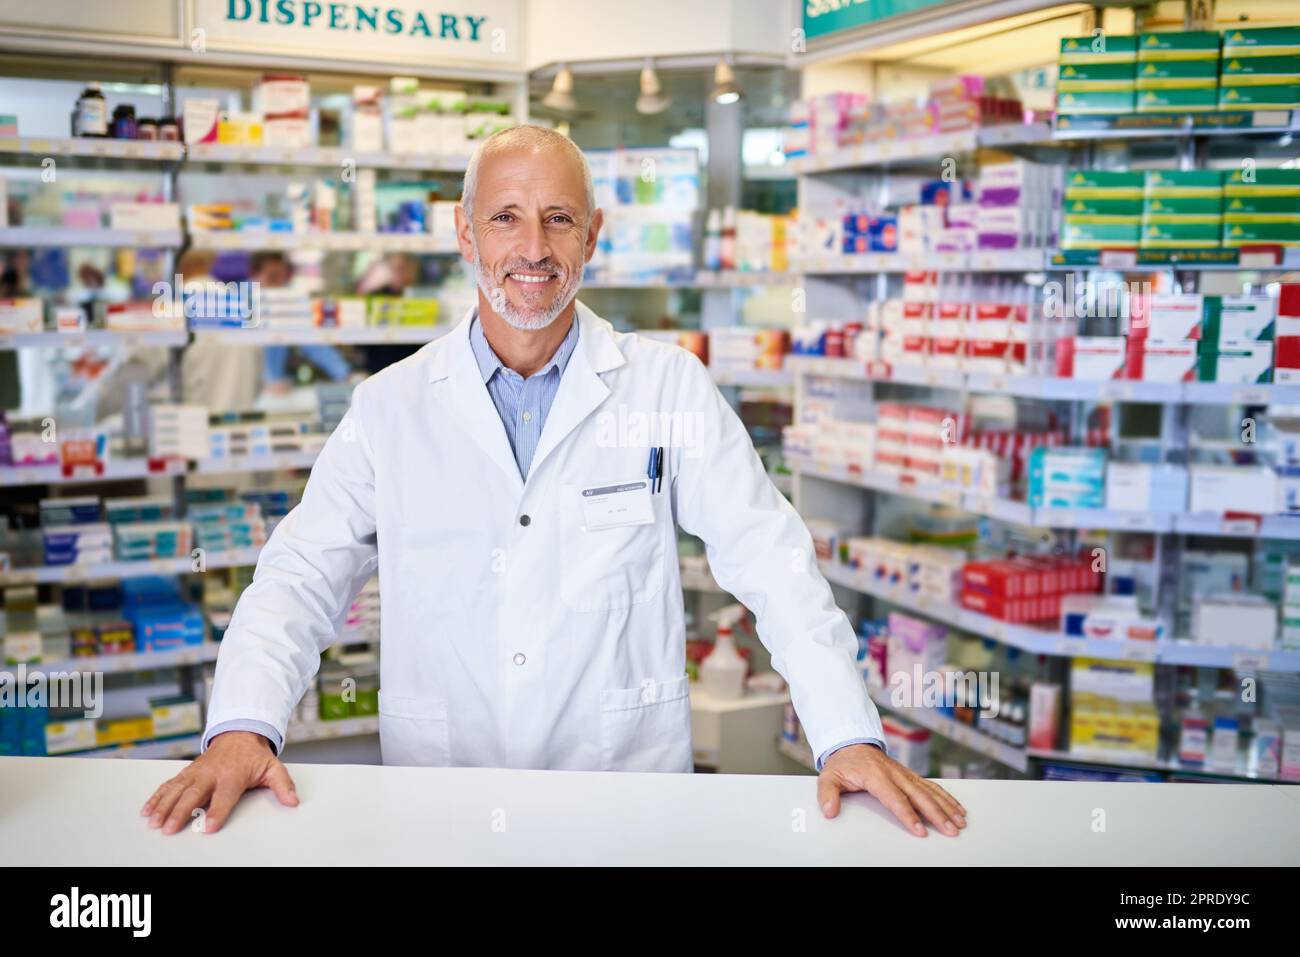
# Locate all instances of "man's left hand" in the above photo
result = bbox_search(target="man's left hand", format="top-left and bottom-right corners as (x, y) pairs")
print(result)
(818, 744), (967, 837)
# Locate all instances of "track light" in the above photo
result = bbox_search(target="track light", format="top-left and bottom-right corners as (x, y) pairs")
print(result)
(542, 64), (577, 112)
(711, 57), (743, 105)
(636, 59), (671, 115)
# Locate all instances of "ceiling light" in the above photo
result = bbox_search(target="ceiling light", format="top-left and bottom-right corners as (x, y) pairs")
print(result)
(542, 64), (577, 112)
(636, 58), (671, 115)
(711, 57), (743, 105)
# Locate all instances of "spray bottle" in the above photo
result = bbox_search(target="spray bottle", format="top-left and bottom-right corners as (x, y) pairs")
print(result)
(701, 603), (748, 700)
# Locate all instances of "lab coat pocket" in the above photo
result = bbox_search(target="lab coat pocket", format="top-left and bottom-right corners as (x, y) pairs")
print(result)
(560, 482), (666, 613)
(378, 692), (451, 767)
(599, 674), (693, 772)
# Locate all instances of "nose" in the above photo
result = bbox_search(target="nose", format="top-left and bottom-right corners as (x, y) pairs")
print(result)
(516, 215), (552, 266)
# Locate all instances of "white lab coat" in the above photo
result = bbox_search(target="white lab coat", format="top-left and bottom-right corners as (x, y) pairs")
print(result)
(205, 302), (883, 771)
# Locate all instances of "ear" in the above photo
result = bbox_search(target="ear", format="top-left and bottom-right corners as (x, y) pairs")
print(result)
(455, 205), (476, 265)
(584, 208), (604, 264)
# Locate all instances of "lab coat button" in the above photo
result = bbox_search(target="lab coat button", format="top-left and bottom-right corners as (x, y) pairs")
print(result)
(513, 653), (526, 666)
(519, 514), (531, 526)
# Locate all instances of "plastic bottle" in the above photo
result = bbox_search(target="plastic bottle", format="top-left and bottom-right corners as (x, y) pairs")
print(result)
(73, 83), (108, 137)
(701, 604), (748, 700)
(703, 208), (722, 271)
(719, 206), (737, 272)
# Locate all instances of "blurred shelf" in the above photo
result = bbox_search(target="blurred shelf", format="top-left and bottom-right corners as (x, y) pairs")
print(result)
(188, 230), (458, 253)
(73, 735), (202, 760)
(709, 367), (793, 388)
(192, 325), (447, 345)
(0, 546), (262, 586)
(0, 136), (184, 163)
(1026, 746), (1298, 784)
(867, 686), (1029, 773)
(795, 249), (1047, 275)
(1052, 109), (1300, 141)
(25, 643), (221, 676)
(285, 716), (380, 743)
(776, 736), (816, 770)
(0, 227), (182, 248)
(787, 355), (1300, 407)
(193, 451), (320, 475)
(789, 123), (1054, 175)
(0, 457), (186, 488)
(186, 143), (468, 172)
(0, 329), (188, 349)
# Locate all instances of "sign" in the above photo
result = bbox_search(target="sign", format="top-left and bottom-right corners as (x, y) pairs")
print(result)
(193, 0), (521, 65)
(803, 0), (957, 40)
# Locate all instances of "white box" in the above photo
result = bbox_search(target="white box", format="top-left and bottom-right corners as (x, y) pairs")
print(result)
(1188, 465), (1278, 514)
(1105, 462), (1189, 512)
(108, 202), (180, 231)
(1193, 594), (1277, 650)
(0, 298), (43, 333)
(1070, 336), (1126, 380)
(181, 98), (220, 144)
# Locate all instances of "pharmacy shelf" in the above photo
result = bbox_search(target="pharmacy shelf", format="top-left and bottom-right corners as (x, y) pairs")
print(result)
(867, 685), (1030, 773)
(1051, 109), (1300, 141)
(0, 136), (185, 163)
(193, 450), (321, 475)
(787, 355), (1300, 407)
(1046, 248), (1300, 271)
(0, 546), (263, 586)
(186, 142), (468, 172)
(187, 229), (458, 253)
(583, 271), (795, 290)
(285, 716), (380, 743)
(73, 735), (202, 760)
(192, 325), (447, 346)
(789, 122), (1054, 175)
(22, 643), (222, 676)
(0, 227), (182, 248)
(1026, 746), (1296, 784)
(0, 457), (187, 488)
(709, 367), (794, 388)
(776, 736), (817, 770)
(795, 248), (1047, 275)
(820, 558), (1300, 672)
(0, 328), (188, 349)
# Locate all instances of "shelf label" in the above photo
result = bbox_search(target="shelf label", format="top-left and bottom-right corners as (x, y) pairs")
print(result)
(1121, 643), (1157, 661)
(1221, 515), (1261, 536)
(1099, 249), (1138, 268)
(1054, 638), (1088, 657)
(1120, 512), (1152, 530)
(1233, 388), (1268, 405)
(1232, 652), (1269, 671)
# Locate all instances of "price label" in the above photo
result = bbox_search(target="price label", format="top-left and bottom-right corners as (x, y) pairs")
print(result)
(938, 487), (963, 507)
(1099, 249), (1138, 269)
(1220, 517), (1259, 536)
(1238, 251), (1278, 269)
(1121, 512), (1151, 530)
(1055, 638), (1088, 657)
(1099, 382), (1133, 401)
(1233, 388), (1268, 405)
(1232, 652), (1269, 671)
(1122, 643), (1156, 661)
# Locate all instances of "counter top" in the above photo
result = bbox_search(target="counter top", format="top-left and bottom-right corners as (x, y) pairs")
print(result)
(3, 756), (1298, 865)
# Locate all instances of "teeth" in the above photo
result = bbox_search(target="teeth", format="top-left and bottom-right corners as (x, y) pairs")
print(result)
(510, 274), (553, 284)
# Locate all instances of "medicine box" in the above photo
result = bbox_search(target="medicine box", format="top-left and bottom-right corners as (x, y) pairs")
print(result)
(1188, 464), (1277, 513)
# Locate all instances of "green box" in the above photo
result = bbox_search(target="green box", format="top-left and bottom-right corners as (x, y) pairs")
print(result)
(1144, 170), (1223, 197)
(1057, 62), (1137, 91)
(1143, 196), (1223, 223)
(1062, 222), (1141, 249)
(1218, 84), (1300, 108)
(1137, 32), (1221, 61)
(1137, 88), (1220, 112)
(1065, 170), (1145, 199)
(1220, 55), (1300, 84)
(1223, 194), (1300, 222)
(1223, 222), (1300, 246)
(1137, 59), (1220, 88)
(1060, 35), (1138, 64)
(1203, 297), (1276, 342)
(1063, 197), (1144, 222)
(1056, 89), (1136, 114)
(1141, 222), (1222, 247)
(1196, 349), (1273, 383)
(1222, 26), (1300, 57)
(1224, 169), (1300, 197)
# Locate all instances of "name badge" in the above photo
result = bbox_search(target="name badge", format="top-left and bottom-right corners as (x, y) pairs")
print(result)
(579, 480), (655, 531)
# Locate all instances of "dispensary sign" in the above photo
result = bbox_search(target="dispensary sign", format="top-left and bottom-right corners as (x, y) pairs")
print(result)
(194, 0), (520, 64)
(803, 0), (957, 40)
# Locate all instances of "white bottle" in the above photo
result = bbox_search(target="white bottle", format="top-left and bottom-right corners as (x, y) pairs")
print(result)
(701, 604), (748, 700)
(703, 208), (722, 272)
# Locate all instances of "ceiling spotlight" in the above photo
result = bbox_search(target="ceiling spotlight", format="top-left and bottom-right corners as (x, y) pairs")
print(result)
(542, 64), (577, 112)
(711, 56), (743, 105)
(637, 58), (671, 115)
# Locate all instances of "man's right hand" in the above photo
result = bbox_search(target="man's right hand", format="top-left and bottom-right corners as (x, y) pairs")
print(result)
(140, 731), (299, 835)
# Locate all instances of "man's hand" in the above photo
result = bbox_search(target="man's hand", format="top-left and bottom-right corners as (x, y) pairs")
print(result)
(818, 744), (966, 837)
(140, 731), (299, 835)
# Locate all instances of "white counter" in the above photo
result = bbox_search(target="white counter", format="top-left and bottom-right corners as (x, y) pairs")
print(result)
(3, 756), (1298, 865)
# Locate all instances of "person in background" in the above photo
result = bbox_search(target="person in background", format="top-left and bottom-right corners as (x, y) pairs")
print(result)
(357, 252), (424, 374)
(254, 251), (352, 395)
(178, 248), (265, 411)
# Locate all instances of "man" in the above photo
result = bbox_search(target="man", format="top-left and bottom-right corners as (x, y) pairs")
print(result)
(143, 126), (966, 841)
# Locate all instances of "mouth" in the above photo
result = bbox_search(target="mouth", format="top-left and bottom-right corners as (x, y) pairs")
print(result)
(506, 271), (559, 286)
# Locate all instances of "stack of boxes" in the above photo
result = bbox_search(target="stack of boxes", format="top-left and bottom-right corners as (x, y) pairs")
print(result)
(1218, 26), (1300, 111)
(1222, 168), (1300, 250)
(975, 160), (1062, 252)
(1198, 294), (1275, 384)
(960, 553), (1102, 624)
(1027, 445), (1106, 509)
(1141, 170), (1222, 250)
(149, 404), (209, 462)
(1282, 561), (1300, 651)
(1276, 285), (1300, 384)
(1135, 32), (1220, 114)
(1069, 657), (1159, 760)
(253, 74), (311, 150)
(707, 328), (790, 375)
(1056, 35), (1138, 115)
(120, 578), (204, 652)
(189, 501), (267, 555)
(1125, 291), (1202, 383)
(111, 520), (192, 562)
(1061, 170), (1143, 250)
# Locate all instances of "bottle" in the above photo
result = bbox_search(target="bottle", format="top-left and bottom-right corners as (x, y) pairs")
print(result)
(719, 206), (737, 272)
(112, 105), (137, 140)
(73, 83), (108, 137)
(701, 604), (748, 700)
(703, 208), (722, 272)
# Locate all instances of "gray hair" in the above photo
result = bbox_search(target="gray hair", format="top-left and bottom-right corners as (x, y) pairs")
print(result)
(460, 124), (596, 224)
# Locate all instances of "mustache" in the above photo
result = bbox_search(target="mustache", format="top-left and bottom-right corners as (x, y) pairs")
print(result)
(497, 258), (563, 278)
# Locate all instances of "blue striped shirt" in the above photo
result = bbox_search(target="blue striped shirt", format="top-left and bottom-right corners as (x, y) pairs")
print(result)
(468, 313), (580, 479)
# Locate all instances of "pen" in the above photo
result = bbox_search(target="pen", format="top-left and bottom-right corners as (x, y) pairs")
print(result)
(646, 446), (659, 493)
(654, 446), (664, 493)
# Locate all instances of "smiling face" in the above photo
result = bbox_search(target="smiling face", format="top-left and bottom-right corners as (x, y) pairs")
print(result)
(456, 132), (602, 331)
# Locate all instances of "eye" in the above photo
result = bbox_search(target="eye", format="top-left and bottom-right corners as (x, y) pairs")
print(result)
(548, 214), (574, 225)
(491, 212), (515, 223)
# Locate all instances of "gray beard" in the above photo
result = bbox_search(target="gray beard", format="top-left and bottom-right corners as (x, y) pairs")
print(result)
(472, 247), (582, 331)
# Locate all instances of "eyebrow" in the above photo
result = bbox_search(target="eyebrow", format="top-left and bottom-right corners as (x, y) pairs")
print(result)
(483, 202), (580, 216)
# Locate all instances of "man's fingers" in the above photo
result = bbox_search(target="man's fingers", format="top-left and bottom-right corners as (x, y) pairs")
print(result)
(922, 779), (966, 826)
(204, 778), (246, 834)
(141, 778), (180, 817)
(900, 777), (959, 836)
(147, 778), (188, 828)
(872, 779), (927, 837)
(816, 773), (842, 819)
(162, 783), (210, 835)
(262, 761), (300, 807)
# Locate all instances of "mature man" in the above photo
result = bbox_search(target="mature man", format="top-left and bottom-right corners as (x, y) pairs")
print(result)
(143, 126), (966, 840)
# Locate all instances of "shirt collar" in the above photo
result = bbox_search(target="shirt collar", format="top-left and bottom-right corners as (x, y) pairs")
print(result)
(469, 309), (580, 384)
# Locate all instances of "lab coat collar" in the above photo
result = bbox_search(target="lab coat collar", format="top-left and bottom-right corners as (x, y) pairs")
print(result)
(426, 298), (627, 489)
